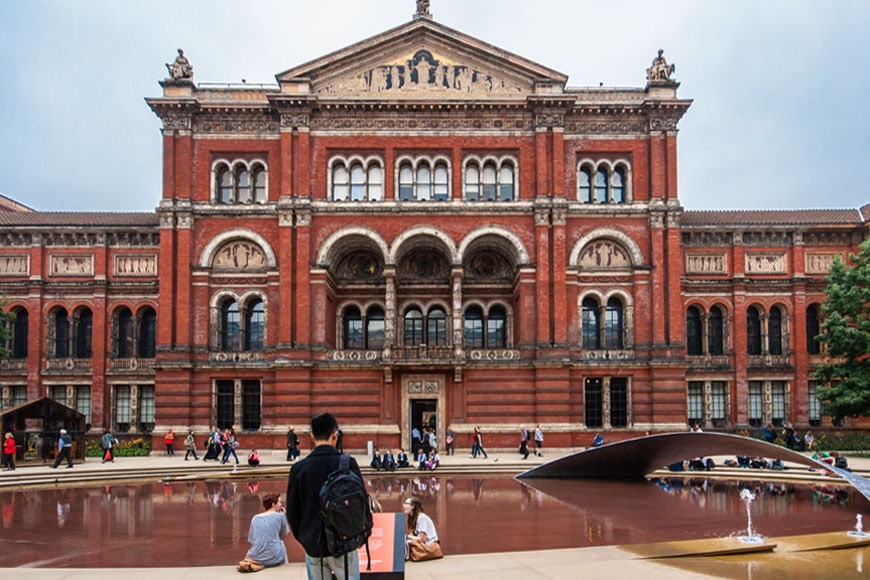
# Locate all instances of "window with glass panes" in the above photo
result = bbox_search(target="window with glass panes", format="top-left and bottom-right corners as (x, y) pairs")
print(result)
(486, 306), (507, 348)
(808, 382), (821, 426)
(687, 382), (704, 425)
(610, 378), (628, 427)
(771, 381), (786, 427)
(75, 386), (91, 427)
(464, 306), (484, 348)
(216, 380), (235, 430)
(343, 307), (363, 349)
(403, 309), (424, 346)
(427, 308), (447, 346)
(366, 307), (385, 349)
(242, 380), (261, 431)
(711, 382), (727, 426)
(748, 382), (763, 427)
(48, 386), (67, 404)
(139, 385), (155, 432)
(584, 378), (603, 428)
(10, 385), (26, 406)
(114, 386), (131, 432)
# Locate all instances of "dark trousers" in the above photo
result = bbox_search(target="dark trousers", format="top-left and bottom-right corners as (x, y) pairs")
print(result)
(2, 453), (14, 470)
(53, 446), (73, 467)
(184, 448), (198, 460)
(102, 447), (114, 462)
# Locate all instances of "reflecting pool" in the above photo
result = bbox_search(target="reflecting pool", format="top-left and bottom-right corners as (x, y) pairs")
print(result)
(0, 474), (867, 567)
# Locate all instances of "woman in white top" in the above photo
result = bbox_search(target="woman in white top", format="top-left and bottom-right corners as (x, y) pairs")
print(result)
(238, 493), (289, 572)
(403, 496), (439, 546)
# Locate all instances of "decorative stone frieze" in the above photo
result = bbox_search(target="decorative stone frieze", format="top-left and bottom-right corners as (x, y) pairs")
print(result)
(207, 351), (265, 363)
(280, 113), (310, 128)
(745, 253), (786, 274)
(212, 240), (267, 270)
(805, 252), (842, 274)
(49, 255), (94, 277)
(114, 254), (158, 276)
(685, 253), (727, 275)
(0, 255), (29, 276)
(742, 231), (792, 246)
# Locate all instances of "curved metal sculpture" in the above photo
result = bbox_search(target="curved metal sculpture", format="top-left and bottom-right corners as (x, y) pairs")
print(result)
(517, 432), (870, 502)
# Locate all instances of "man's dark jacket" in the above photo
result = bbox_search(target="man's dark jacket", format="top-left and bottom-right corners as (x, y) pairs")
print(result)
(286, 444), (364, 557)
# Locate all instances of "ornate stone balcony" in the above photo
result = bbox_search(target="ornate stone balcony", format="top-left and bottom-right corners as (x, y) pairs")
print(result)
(328, 350), (382, 362)
(393, 345), (455, 361)
(466, 349), (521, 361)
(44, 358), (92, 373)
(0, 358), (27, 374)
(687, 355), (731, 370)
(579, 349), (634, 362)
(108, 358), (157, 373)
(748, 354), (792, 369)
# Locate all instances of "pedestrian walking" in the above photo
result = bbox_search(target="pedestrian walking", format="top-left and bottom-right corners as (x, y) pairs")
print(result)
(471, 426), (488, 459)
(445, 424), (455, 456)
(100, 430), (118, 463)
(534, 424), (544, 456)
(50, 429), (73, 468)
(519, 425), (530, 459)
(184, 430), (198, 460)
(2, 432), (15, 471)
(286, 426), (300, 462)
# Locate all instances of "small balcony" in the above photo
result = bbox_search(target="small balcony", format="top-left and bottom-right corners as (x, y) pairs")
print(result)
(108, 358), (156, 373)
(579, 349), (634, 362)
(687, 355), (731, 370)
(0, 358), (28, 374)
(393, 345), (455, 361)
(748, 354), (792, 370)
(44, 358), (92, 373)
(328, 350), (382, 362)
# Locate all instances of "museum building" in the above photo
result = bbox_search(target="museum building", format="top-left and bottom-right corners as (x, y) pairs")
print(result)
(1, 7), (868, 451)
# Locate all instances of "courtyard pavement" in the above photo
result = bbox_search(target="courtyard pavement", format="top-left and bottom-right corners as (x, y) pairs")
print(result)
(2, 448), (869, 579)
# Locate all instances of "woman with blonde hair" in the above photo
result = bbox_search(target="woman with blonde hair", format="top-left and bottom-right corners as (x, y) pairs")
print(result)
(403, 496), (443, 561)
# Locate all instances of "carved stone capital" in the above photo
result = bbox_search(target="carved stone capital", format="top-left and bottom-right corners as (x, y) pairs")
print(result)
(280, 113), (310, 128)
(534, 209), (550, 227)
(649, 213), (664, 228)
(552, 208), (567, 226)
(278, 211), (293, 227)
(295, 211), (311, 227)
(163, 115), (192, 131)
(176, 214), (193, 229)
(648, 116), (679, 132)
(535, 113), (564, 128)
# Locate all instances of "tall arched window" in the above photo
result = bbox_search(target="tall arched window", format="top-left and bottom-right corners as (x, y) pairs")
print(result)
(708, 306), (725, 355)
(221, 301), (240, 351)
(577, 161), (631, 204)
(464, 306), (484, 348)
(416, 164), (431, 200)
(218, 165), (233, 204)
(582, 297), (600, 349)
(594, 169), (608, 203)
(9, 307), (28, 359)
(747, 306), (762, 355)
(398, 164), (414, 201)
(138, 307), (157, 358)
(252, 165), (267, 203)
(403, 308), (424, 346)
(806, 304), (821, 355)
(464, 165), (480, 201)
(578, 167), (592, 203)
(116, 307), (134, 358)
(434, 164), (449, 201)
(245, 299), (265, 351)
(481, 163), (497, 201)
(604, 297), (623, 349)
(332, 164), (349, 201)
(686, 306), (702, 356)
(463, 158), (515, 201)
(487, 305), (507, 348)
(612, 167), (626, 203)
(499, 164), (515, 201)
(215, 160), (269, 204)
(236, 168), (251, 203)
(53, 309), (70, 358)
(343, 307), (362, 349)
(768, 305), (784, 355)
(427, 307), (447, 346)
(350, 164), (366, 201)
(73, 308), (92, 358)
(368, 165), (384, 200)
(366, 306), (385, 349)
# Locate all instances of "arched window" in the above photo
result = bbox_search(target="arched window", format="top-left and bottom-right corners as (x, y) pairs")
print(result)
(398, 163), (414, 201)
(499, 164), (515, 201)
(217, 165), (233, 204)
(487, 305), (507, 348)
(221, 301), (240, 351)
(686, 306), (702, 356)
(768, 306), (784, 355)
(747, 306), (762, 355)
(116, 307), (134, 358)
(806, 304), (821, 355)
(465, 164), (480, 201)
(416, 164), (431, 200)
(73, 308), (92, 358)
(252, 165), (267, 203)
(427, 307), (447, 346)
(343, 306), (363, 349)
(53, 309), (70, 358)
(368, 165), (384, 200)
(434, 164), (449, 201)
(594, 169), (608, 203)
(482, 163), (497, 201)
(582, 297), (600, 349)
(138, 307), (157, 358)
(332, 164), (349, 201)
(604, 297), (623, 349)
(9, 307), (28, 359)
(578, 167), (592, 203)
(464, 306), (484, 349)
(708, 306), (725, 355)
(236, 168), (251, 204)
(612, 166), (626, 203)
(366, 306), (385, 350)
(245, 299), (265, 351)
(464, 158), (516, 201)
(404, 308), (424, 346)
(350, 163), (366, 201)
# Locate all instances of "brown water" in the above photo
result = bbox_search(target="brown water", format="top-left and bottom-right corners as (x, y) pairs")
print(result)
(0, 474), (867, 568)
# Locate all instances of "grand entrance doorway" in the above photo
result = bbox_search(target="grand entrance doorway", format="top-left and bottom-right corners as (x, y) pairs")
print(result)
(401, 375), (445, 454)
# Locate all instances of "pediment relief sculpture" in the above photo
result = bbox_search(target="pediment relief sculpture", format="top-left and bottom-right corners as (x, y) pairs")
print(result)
(318, 49), (528, 98)
(212, 240), (267, 270)
(578, 240), (632, 269)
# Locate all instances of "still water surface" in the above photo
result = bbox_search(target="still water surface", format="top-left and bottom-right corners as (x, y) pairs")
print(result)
(0, 474), (866, 567)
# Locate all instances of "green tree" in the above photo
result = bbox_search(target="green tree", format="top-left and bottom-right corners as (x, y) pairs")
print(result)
(812, 237), (870, 421)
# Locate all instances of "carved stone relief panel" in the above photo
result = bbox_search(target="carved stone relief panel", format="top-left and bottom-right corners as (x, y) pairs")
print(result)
(0, 255), (30, 276)
(318, 49), (529, 98)
(49, 255), (94, 277)
(685, 253), (727, 275)
(579, 240), (631, 269)
(745, 253), (786, 275)
(804, 252), (843, 274)
(114, 254), (158, 277)
(212, 240), (267, 271)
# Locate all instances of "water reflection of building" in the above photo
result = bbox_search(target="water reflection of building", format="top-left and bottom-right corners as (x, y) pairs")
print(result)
(0, 8), (868, 455)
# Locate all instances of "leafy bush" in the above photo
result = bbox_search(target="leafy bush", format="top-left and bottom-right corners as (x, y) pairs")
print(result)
(85, 436), (152, 457)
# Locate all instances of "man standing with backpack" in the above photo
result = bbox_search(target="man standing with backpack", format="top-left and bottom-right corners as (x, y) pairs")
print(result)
(286, 413), (371, 580)
(50, 429), (74, 469)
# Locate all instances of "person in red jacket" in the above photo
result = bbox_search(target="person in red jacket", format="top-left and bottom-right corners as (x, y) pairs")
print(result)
(2, 433), (15, 471)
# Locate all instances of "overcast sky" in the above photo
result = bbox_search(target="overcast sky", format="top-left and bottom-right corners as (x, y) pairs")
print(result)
(1, 0), (867, 212)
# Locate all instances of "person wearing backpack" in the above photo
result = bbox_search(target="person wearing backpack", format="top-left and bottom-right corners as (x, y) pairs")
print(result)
(286, 412), (371, 580)
(50, 429), (74, 468)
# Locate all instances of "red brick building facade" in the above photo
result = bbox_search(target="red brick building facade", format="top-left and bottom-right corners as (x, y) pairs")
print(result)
(1, 14), (868, 450)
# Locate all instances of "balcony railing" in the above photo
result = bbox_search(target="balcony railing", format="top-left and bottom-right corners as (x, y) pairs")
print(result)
(466, 349), (521, 361)
(748, 354), (792, 369)
(108, 358), (156, 372)
(0, 359), (27, 373)
(328, 350), (382, 362)
(44, 358), (92, 372)
(579, 349), (634, 362)
(393, 345), (455, 361)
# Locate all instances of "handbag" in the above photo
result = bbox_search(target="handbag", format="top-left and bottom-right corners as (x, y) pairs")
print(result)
(409, 539), (443, 562)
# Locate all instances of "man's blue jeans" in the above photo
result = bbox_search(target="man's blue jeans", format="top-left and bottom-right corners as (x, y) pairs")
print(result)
(305, 551), (360, 580)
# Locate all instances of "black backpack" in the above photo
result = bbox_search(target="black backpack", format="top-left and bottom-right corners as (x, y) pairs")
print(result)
(61, 433), (72, 446)
(319, 454), (374, 568)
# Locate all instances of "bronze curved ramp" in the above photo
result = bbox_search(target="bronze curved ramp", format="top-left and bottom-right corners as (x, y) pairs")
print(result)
(517, 432), (870, 502)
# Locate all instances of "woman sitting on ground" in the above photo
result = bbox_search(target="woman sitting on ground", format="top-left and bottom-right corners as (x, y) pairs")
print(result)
(238, 493), (289, 572)
(247, 449), (260, 467)
(403, 496), (443, 561)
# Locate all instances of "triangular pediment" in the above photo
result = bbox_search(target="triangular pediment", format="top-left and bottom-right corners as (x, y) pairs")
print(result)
(275, 18), (568, 100)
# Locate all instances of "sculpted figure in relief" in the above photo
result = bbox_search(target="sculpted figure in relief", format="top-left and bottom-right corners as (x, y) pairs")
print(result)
(166, 48), (193, 80)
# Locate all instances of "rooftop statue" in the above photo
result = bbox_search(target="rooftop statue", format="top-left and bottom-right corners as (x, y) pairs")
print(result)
(166, 48), (194, 81)
(415, 0), (431, 18)
(646, 49), (676, 83)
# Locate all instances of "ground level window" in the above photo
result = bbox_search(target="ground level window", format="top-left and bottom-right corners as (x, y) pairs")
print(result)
(610, 378), (628, 428)
(114, 386), (131, 433)
(808, 382), (821, 427)
(710, 382), (728, 427)
(215, 379), (262, 431)
(687, 382), (703, 426)
(216, 380), (235, 430)
(242, 380), (261, 431)
(584, 378), (603, 428)
(748, 382), (763, 428)
(139, 386), (155, 432)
